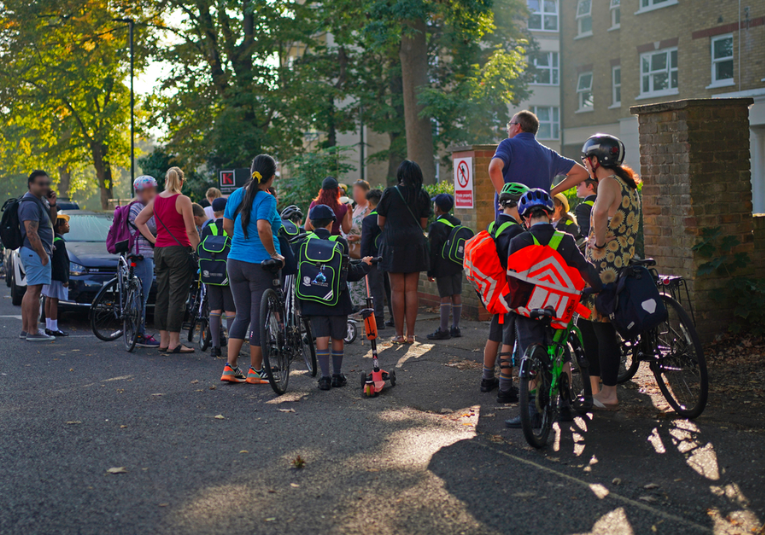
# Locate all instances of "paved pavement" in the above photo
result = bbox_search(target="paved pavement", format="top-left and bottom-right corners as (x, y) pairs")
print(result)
(0, 284), (763, 534)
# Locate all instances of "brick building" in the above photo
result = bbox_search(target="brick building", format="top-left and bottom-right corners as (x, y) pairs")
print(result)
(558, 0), (765, 210)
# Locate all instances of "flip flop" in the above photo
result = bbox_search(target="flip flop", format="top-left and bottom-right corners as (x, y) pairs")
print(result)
(592, 398), (619, 411)
(167, 345), (195, 354)
(405, 336), (416, 344)
(391, 336), (406, 344)
(158, 347), (168, 352)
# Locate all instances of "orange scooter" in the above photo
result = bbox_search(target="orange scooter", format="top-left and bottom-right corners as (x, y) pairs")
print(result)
(359, 258), (396, 397)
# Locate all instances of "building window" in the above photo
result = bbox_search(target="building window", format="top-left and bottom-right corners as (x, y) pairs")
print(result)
(638, 0), (677, 12)
(640, 47), (678, 97)
(612, 66), (621, 106)
(532, 52), (559, 85)
(711, 34), (734, 86)
(577, 72), (594, 111)
(610, 0), (621, 28)
(528, 0), (558, 31)
(576, 0), (592, 37)
(533, 106), (559, 139)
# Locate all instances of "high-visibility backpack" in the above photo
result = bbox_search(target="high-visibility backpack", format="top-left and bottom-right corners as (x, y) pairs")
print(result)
(296, 232), (344, 306)
(506, 231), (590, 329)
(438, 218), (474, 266)
(197, 222), (231, 286)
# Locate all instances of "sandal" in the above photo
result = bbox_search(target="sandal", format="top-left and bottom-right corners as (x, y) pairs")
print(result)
(391, 336), (406, 344)
(167, 345), (195, 354)
(405, 336), (415, 344)
(592, 398), (619, 411)
(158, 347), (168, 352)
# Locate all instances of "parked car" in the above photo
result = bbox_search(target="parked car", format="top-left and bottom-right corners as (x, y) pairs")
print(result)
(7, 211), (156, 311)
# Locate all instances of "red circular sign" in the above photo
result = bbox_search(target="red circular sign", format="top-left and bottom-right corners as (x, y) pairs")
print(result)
(457, 161), (470, 188)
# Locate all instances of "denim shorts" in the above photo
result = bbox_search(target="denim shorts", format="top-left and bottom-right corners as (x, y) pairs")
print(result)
(19, 246), (52, 286)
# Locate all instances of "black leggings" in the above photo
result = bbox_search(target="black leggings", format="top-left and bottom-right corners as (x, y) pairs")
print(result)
(578, 319), (620, 387)
(227, 258), (274, 346)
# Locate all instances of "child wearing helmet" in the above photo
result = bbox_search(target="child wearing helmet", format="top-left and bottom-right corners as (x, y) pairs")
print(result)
(552, 193), (580, 239)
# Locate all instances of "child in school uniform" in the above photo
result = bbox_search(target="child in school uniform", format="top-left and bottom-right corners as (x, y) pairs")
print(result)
(426, 193), (464, 340)
(42, 214), (70, 337)
(299, 204), (372, 390)
(360, 189), (386, 327)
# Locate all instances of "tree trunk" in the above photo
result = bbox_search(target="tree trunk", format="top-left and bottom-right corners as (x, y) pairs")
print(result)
(387, 71), (406, 184)
(324, 95), (337, 148)
(57, 166), (71, 200)
(91, 142), (114, 209)
(387, 132), (404, 185)
(399, 17), (436, 185)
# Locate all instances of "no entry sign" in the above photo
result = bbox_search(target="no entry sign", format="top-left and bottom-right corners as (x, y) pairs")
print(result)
(453, 157), (473, 209)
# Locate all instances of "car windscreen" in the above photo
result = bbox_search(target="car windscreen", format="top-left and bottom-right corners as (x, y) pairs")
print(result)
(65, 215), (112, 242)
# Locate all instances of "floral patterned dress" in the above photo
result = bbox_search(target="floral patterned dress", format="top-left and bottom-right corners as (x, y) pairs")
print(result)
(585, 174), (641, 322)
(348, 203), (370, 307)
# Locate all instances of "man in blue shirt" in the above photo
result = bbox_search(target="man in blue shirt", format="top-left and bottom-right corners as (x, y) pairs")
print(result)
(488, 110), (589, 207)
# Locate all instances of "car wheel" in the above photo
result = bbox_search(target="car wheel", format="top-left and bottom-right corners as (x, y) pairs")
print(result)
(4, 258), (11, 287)
(10, 269), (25, 306)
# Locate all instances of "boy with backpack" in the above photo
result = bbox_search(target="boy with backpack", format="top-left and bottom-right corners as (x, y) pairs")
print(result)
(297, 204), (372, 390)
(360, 189), (387, 328)
(426, 193), (466, 340)
(478, 183), (529, 402)
(198, 197), (235, 357)
(504, 189), (602, 428)
(575, 178), (598, 240)
(42, 214), (71, 337)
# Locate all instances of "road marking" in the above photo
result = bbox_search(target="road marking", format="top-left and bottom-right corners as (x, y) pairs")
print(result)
(0, 315), (22, 319)
(472, 440), (712, 533)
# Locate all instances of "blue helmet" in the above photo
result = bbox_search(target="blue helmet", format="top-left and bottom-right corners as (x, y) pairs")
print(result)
(518, 188), (554, 218)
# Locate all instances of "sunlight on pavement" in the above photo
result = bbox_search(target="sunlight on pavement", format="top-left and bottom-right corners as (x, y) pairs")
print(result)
(707, 507), (762, 535)
(359, 341), (435, 369)
(670, 421), (719, 480)
(574, 507), (634, 535)
(648, 428), (667, 454)
(589, 483), (610, 499)
(265, 391), (309, 404)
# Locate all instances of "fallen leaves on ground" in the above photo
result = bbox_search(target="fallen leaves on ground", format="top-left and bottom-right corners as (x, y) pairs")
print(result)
(291, 456), (306, 469)
(106, 467), (127, 474)
(277, 408), (295, 413)
(214, 414), (225, 420)
(65, 421), (81, 425)
(444, 359), (482, 370)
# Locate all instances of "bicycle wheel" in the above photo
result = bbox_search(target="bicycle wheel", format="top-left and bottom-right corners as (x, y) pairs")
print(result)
(198, 318), (211, 351)
(616, 335), (641, 383)
(300, 317), (317, 377)
(260, 288), (290, 395)
(567, 336), (593, 414)
(90, 278), (123, 341)
(123, 281), (142, 352)
(651, 294), (708, 419)
(519, 344), (554, 449)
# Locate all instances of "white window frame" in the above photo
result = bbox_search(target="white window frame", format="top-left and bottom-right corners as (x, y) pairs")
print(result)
(609, 0), (621, 29)
(638, 47), (678, 99)
(635, 0), (678, 15)
(575, 0), (592, 38)
(708, 34), (735, 89)
(576, 72), (594, 112)
(610, 66), (621, 108)
(533, 106), (560, 140)
(531, 52), (559, 86)
(527, 0), (559, 32)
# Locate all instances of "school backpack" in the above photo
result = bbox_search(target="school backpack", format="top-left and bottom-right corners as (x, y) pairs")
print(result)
(106, 202), (137, 254)
(464, 229), (511, 319)
(197, 222), (231, 286)
(438, 218), (474, 266)
(280, 219), (301, 238)
(506, 231), (590, 329)
(596, 265), (668, 339)
(0, 197), (35, 250)
(296, 233), (344, 306)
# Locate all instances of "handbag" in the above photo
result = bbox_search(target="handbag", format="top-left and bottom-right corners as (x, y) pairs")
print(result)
(153, 203), (197, 277)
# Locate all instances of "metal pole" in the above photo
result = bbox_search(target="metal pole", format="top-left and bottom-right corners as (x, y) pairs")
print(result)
(129, 19), (135, 197)
(359, 102), (365, 181)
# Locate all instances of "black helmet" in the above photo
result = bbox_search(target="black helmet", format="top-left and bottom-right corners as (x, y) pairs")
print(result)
(280, 205), (303, 222)
(581, 134), (625, 168)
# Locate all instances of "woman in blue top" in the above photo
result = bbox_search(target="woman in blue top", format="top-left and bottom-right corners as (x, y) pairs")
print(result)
(220, 154), (284, 385)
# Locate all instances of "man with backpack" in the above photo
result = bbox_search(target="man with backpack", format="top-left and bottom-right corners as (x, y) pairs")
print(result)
(426, 194), (466, 340)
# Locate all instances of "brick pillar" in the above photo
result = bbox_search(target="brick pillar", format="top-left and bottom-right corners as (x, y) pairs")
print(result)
(630, 98), (754, 339)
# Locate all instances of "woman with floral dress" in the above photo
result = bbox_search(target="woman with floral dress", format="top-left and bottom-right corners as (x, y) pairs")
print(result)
(347, 180), (371, 307)
(578, 134), (641, 410)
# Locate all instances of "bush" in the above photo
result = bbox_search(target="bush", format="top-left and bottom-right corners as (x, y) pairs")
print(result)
(277, 146), (355, 213)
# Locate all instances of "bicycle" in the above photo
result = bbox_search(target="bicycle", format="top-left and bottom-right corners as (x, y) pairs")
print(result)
(519, 305), (594, 449)
(616, 258), (708, 419)
(259, 257), (317, 395)
(90, 253), (144, 352)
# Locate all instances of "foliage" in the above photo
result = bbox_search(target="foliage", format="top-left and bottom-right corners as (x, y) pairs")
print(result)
(692, 227), (750, 277)
(137, 147), (212, 203)
(277, 146), (355, 213)
(423, 181), (455, 198)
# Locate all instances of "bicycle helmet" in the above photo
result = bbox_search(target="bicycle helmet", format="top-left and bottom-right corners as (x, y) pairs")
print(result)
(518, 188), (554, 218)
(498, 182), (529, 205)
(133, 175), (157, 191)
(581, 134), (625, 169)
(280, 205), (303, 222)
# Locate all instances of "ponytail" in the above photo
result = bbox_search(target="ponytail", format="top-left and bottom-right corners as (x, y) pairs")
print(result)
(165, 167), (184, 194)
(240, 154), (277, 239)
(611, 164), (641, 190)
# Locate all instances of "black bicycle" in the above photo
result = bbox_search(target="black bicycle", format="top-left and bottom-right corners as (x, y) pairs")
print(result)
(90, 253), (143, 352)
(616, 258), (708, 419)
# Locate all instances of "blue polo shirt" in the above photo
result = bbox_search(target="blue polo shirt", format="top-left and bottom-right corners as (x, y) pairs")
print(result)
(492, 133), (576, 191)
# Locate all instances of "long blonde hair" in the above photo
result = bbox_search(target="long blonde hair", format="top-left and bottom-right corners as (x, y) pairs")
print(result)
(165, 167), (184, 194)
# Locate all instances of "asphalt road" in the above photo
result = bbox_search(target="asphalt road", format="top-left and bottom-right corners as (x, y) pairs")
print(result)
(0, 284), (763, 535)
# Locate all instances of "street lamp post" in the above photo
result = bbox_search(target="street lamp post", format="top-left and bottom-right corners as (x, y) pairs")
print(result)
(114, 17), (135, 197)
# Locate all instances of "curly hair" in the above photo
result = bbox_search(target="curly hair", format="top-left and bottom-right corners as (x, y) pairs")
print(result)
(313, 184), (341, 213)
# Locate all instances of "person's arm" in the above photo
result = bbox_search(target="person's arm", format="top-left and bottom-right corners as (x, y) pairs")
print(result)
(590, 178), (618, 249)
(340, 206), (352, 234)
(47, 190), (57, 223)
(489, 158), (505, 194)
(135, 201), (156, 244)
(551, 164), (589, 196)
(179, 196), (201, 249)
(563, 236), (602, 291)
(257, 220), (282, 260)
(23, 220), (48, 265)
(377, 214), (386, 230)
(223, 217), (234, 237)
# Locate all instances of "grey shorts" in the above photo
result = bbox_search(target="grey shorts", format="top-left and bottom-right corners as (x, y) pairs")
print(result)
(309, 315), (347, 340)
(42, 280), (68, 301)
(488, 312), (517, 346)
(436, 272), (463, 298)
(207, 284), (234, 312)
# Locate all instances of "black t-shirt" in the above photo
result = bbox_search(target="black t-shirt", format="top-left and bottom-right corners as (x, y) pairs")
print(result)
(51, 234), (69, 283)
(376, 185), (431, 247)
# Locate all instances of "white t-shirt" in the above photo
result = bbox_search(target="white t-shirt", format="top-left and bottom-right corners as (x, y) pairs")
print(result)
(203, 205), (215, 221)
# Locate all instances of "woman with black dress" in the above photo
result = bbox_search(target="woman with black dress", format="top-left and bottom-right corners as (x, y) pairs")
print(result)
(376, 160), (431, 344)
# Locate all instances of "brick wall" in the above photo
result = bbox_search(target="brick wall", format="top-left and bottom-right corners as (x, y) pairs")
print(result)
(630, 97), (755, 338)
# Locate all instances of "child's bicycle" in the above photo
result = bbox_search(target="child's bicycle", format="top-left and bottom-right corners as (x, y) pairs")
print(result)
(519, 305), (594, 449)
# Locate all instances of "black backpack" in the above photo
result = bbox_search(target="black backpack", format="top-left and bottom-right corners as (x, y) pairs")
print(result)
(596, 265), (668, 339)
(438, 218), (474, 266)
(0, 197), (34, 250)
(296, 233), (344, 306)
(197, 222), (231, 286)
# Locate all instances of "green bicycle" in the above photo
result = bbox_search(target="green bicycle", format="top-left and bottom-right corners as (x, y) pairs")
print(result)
(519, 307), (594, 449)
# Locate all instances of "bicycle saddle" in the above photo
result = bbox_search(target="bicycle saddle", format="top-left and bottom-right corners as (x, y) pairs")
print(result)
(529, 307), (556, 320)
(261, 258), (282, 273)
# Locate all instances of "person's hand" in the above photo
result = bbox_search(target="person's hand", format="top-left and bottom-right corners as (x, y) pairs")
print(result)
(361, 256), (373, 266)
(47, 190), (57, 206)
(428, 277), (435, 282)
(347, 235), (360, 242)
(272, 253), (285, 266)
(41, 252), (49, 266)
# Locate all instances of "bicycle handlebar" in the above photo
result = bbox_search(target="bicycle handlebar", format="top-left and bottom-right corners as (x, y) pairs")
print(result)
(350, 257), (382, 265)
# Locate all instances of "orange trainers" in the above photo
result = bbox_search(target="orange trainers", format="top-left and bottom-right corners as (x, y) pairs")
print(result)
(221, 364), (246, 383)
(246, 367), (269, 384)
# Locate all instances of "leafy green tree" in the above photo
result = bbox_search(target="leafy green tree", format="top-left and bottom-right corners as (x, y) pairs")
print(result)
(277, 146), (355, 211)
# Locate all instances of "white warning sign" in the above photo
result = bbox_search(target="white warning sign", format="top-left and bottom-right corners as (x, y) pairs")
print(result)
(453, 157), (473, 209)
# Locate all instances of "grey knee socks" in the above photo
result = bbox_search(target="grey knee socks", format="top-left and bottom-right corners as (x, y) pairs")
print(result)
(209, 312), (221, 348)
(331, 349), (343, 376)
(440, 303), (451, 331)
(317, 349), (330, 378)
(452, 305), (462, 328)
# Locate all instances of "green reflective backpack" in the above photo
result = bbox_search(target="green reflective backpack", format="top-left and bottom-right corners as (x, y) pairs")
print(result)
(438, 218), (475, 266)
(197, 223), (230, 286)
(296, 233), (344, 306)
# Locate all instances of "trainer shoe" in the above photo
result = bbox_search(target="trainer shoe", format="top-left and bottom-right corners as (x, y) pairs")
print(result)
(221, 364), (246, 383)
(19, 330), (27, 339)
(318, 376), (332, 390)
(331, 374), (347, 388)
(135, 334), (159, 347)
(426, 328), (451, 340)
(210, 346), (221, 358)
(505, 406), (541, 429)
(450, 326), (462, 338)
(26, 331), (54, 342)
(480, 377), (499, 393)
(497, 386), (520, 404)
(246, 367), (268, 384)
(376, 317), (386, 330)
(385, 319), (394, 327)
